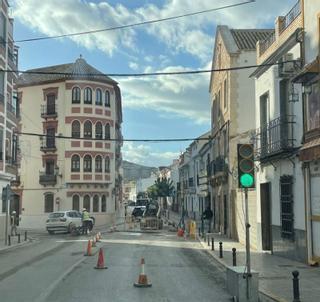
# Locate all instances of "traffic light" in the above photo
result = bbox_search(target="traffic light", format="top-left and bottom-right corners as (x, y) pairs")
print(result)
(237, 144), (255, 188)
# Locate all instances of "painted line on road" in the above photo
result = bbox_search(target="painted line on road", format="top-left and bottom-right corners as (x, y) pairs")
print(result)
(34, 255), (87, 302)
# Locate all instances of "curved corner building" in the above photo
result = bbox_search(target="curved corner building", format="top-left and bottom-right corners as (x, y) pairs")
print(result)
(17, 57), (123, 228)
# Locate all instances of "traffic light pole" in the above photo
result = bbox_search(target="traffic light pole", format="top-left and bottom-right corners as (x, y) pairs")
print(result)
(244, 187), (251, 299)
(4, 185), (9, 246)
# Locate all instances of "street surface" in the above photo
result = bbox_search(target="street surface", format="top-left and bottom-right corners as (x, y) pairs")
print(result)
(0, 227), (232, 302)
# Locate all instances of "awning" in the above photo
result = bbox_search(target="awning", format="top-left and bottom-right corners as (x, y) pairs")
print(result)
(299, 137), (320, 161)
(293, 56), (319, 83)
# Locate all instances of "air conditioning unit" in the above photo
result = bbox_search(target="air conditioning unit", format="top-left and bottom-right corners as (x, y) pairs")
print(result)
(279, 53), (295, 76)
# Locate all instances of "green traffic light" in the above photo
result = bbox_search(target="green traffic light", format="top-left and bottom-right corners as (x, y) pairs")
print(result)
(240, 173), (254, 187)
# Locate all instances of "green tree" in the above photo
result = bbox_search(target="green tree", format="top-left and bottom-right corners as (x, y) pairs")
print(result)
(152, 177), (174, 209)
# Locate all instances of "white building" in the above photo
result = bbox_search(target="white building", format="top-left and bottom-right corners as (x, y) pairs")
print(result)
(252, 0), (305, 261)
(136, 173), (158, 196)
(0, 1), (20, 239)
(17, 57), (123, 229)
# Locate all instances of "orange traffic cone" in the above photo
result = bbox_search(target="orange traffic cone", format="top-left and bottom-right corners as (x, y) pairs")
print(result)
(177, 228), (184, 237)
(133, 258), (152, 287)
(84, 240), (92, 256)
(94, 248), (108, 269)
(92, 236), (97, 247)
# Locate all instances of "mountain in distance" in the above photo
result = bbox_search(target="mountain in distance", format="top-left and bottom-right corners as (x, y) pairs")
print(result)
(122, 160), (158, 181)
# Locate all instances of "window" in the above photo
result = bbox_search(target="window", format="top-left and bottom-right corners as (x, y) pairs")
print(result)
(84, 121), (92, 138)
(105, 124), (110, 140)
(306, 82), (320, 131)
(95, 122), (103, 139)
(105, 90), (110, 107)
(105, 156), (110, 172)
(71, 121), (81, 138)
(223, 79), (227, 109)
(44, 193), (54, 213)
(0, 13), (6, 46)
(45, 159), (55, 175)
(83, 195), (90, 212)
(96, 88), (102, 105)
(71, 155), (80, 172)
(217, 90), (221, 119)
(12, 134), (18, 163)
(0, 127), (3, 160)
(280, 175), (294, 239)
(47, 94), (56, 114)
(95, 155), (102, 172)
(72, 195), (80, 211)
(84, 155), (92, 172)
(46, 128), (55, 148)
(72, 87), (81, 103)
(84, 87), (92, 104)
(93, 195), (99, 212)
(101, 195), (106, 212)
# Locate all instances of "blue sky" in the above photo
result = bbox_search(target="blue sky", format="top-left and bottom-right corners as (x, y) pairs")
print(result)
(11, 0), (297, 167)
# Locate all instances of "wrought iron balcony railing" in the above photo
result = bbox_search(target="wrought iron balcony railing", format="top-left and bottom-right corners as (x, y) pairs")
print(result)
(39, 172), (57, 185)
(254, 115), (296, 160)
(279, 0), (301, 34)
(41, 104), (57, 118)
(207, 156), (227, 177)
(40, 138), (56, 152)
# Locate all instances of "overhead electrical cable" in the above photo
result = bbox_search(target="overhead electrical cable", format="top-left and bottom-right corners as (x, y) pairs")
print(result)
(14, 0), (255, 43)
(3, 60), (297, 78)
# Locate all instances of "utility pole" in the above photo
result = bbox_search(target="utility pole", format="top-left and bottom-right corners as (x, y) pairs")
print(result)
(3, 185), (11, 246)
(244, 187), (251, 299)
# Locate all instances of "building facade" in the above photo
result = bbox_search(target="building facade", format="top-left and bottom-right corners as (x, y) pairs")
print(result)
(252, 0), (305, 261)
(17, 57), (122, 229)
(293, 0), (320, 264)
(208, 26), (272, 247)
(0, 0), (20, 239)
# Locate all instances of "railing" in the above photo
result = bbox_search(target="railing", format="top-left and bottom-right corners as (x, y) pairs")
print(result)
(39, 172), (57, 185)
(8, 47), (18, 66)
(207, 156), (227, 177)
(259, 32), (276, 56)
(279, 0), (301, 34)
(40, 138), (56, 151)
(0, 93), (4, 105)
(41, 104), (57, 117)
(254, 115), (296, 160)
(6, 102), (18, 117)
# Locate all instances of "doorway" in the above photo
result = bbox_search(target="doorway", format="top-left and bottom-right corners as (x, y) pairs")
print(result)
(261, 183), (272, 250)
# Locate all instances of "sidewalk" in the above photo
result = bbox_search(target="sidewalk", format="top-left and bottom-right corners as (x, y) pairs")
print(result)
(168, 211), (320, 302)
(0, 232), (31, 253)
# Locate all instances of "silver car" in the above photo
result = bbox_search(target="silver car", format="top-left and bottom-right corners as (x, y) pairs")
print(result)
(46, 211), (94, 234)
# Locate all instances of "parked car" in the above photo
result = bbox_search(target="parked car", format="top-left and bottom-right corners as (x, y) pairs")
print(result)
(46, 210), (95, 234)
(131, 206), (146, 221)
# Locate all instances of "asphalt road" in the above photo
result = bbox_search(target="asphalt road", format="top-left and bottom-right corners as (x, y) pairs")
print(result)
(0, 229), (232, 302)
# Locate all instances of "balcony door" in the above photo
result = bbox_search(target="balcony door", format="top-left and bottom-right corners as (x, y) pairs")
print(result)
(46, 128), (55, 148)
(260, 93), (270, 156)
(261, 182), (272, 251)
(45, 160), (55, 175)
(47, 94), (56, 115)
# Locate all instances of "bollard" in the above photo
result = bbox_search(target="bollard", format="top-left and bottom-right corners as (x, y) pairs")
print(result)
(211, 237), (214, 251)
(208, 235), (210, 246)
(18, 234), (21, 244)
(292, 271), (301, 302)
(24, 231), (27, 241)
(8, 235), (11, 246)
(219, 241), (223, 258)
(198, 227), (201, 237)
(232, 248), (237, 266)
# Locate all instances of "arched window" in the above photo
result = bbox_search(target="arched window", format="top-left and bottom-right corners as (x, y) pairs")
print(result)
(84, 87), (92, 104)
(72, 87), (81, 103)
(105, 156), (110, 173)
(71, 155), (80, 172)
(105, 123), (110, 140)
(44, 193), (54, 213)
(105, 90), (110, 107)
(96, 88), (102, 105)
(72, 195), (80, 211)
(83, 195), (90, 212)
(84, 121), (92, 138)
(84, 155), (92, 172)
(71, 120), (80, 138)
(93, 195), (99, 212)
(95, 155), (102, 172)
(95, 122), (103, 139)
(101, 195), (107, 212)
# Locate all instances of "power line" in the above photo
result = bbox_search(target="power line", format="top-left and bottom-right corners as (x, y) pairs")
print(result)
(14, 1), (255, 43)
(3, 60), (296, 78)
(17, 131), (212, 143)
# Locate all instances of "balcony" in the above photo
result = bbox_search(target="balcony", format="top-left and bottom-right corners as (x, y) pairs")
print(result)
(8, 47), (18, 67)
(39, 172), (57, 186)
(7, 102), (19, 118)
(254, 115), (296, 161)
(11, 176), (21, 187)
(41, 104), (57, 118)
(40, 138), (56, 152)
(279, 0), (301, 34)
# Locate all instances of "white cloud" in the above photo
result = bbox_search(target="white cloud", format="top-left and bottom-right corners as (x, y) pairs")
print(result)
(122, 142), (179, 166)
(13, 0), (297, 62)
(129, 62), (139, 70)
(119, 64), (211, 124)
